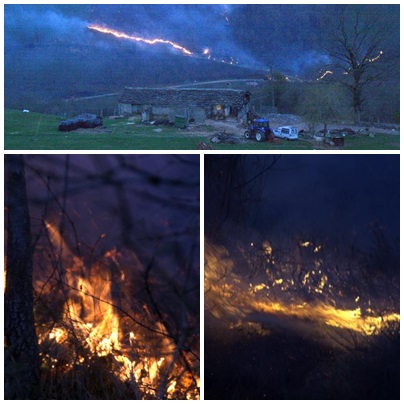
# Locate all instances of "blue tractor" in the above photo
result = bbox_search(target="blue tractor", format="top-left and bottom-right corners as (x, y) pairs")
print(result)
(244, 118), (275, 142)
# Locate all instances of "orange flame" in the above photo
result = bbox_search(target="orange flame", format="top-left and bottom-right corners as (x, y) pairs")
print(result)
(205, 238), (400, 342)
(88, 24), (193, 56)
(39, 222), (199, 399)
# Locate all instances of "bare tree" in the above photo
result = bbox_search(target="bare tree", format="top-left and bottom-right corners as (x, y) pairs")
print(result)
(326, 7), (397, 121)
(205, 155), (281, 239)
(5, 155), (40, 399)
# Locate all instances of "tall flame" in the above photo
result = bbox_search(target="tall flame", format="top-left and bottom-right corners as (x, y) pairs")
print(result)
(39, 222), (199, 399)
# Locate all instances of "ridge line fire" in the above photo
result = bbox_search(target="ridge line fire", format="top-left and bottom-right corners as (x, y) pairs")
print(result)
(88, 24), (245, 69)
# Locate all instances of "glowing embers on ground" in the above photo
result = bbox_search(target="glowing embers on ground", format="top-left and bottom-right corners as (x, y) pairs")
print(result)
(88, 24), (193, 56)
(37, 222), (199, 399)
(205, 237), (400, 340)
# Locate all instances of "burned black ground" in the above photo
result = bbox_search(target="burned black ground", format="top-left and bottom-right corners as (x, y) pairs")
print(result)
(204, 314), (399, 400)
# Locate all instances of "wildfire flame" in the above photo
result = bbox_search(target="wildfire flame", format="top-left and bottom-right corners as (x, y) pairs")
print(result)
(87, 23), (253, 70)
(317, 50), (383, 80)
(205, 237), (399, 345)
(36, 222), (199, 399)
(88, 24), (193, 56)
(317, 70), (333, 80)
(367, 50), (383, 63)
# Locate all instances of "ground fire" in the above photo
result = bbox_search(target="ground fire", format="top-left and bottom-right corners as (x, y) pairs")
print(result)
(31, 221), (200, 399)
(4, 154), (200, 400)
(205, 235), (399, 345)
(87, 23), (246, 69)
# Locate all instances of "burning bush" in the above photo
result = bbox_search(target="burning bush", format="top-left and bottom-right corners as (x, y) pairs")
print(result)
(33, 225), (199, 399)
(5, 155), (200, 400)
(205, 228), (399, 399)
(205, 226), (400, 346)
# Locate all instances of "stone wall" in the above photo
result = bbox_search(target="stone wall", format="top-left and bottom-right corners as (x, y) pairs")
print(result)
(119, 87), (248, 109)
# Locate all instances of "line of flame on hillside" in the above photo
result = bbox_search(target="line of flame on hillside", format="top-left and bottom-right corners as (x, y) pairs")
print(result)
(87, 24), (248, 69)
(34, 222), (199, 399)
(205, 237), (399, 343)
(317, 50), (384, 80)
(88, 24), (194, 56)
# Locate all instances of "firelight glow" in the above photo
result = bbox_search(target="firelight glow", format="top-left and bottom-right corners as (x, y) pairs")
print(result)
(205, 238), (400, 343)
(368, 50), (383, 63)
(88, 24), (193, 56)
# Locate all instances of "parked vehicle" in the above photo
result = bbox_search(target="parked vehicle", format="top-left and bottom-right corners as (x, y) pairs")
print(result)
(244, 118), (275, 142)
(274, 126), (299, 140)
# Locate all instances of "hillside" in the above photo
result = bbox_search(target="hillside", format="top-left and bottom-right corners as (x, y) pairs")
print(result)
(5, 43), (263, 113)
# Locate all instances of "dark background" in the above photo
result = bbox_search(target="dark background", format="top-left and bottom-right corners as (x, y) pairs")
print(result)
(205, 155), (400, 248)
(22, 155), (200, 273)
(255, 155), (399, 246)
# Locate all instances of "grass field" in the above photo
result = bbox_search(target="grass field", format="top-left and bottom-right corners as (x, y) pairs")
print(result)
(4, 109), (400, 150)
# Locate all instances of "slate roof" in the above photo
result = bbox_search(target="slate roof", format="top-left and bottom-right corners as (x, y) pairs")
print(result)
(118, 87), (248, 109)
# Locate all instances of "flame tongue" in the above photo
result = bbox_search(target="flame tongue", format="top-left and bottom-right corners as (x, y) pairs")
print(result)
(39, 222), (199, 399)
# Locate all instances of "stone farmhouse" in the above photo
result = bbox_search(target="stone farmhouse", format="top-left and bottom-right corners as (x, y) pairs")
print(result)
(118, 87), (251, 123)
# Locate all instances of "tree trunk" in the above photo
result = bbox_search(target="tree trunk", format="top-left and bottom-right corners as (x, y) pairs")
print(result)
(353, 83), (362, 123)
(5, 155), (40, 399)
(323, 122), (328, 138)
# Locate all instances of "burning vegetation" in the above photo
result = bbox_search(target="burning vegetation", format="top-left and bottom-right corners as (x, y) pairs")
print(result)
(33, 223), (199, 399)
(205, 230), (399, 340)
(205, 228), (400, 399)
(5, 155), (200, 400)
(204, 154), (400, 400)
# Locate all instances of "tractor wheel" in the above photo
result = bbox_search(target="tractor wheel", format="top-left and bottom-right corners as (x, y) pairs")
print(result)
(244, 131), (251, 139)
(255, 132), (263, 142)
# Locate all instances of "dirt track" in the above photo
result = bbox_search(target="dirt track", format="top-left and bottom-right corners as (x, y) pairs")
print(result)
(199, 116), (400, 137)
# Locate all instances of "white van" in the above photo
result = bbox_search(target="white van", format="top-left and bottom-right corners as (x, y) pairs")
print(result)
(274, 126), (299, 140)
